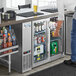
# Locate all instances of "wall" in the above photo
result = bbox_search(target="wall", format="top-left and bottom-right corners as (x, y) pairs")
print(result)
(25, 0), (32, 4)
(0, 0), (6, 7)
(64, 0), (76, 11)
(0, 0), (76, 11)
(0, 0), (6, 11)
(0, 0), (31, 11)
(0, 0), (2, 7)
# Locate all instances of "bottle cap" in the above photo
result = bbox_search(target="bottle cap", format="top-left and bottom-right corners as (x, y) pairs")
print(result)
(3, 27), (5, 30)
(9, 26), (11, 30)
(3, 34), (6, 37)
(8, 33), (10, 36)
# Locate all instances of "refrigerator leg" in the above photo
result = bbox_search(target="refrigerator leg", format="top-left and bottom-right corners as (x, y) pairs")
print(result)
(8, 55), (11, 73)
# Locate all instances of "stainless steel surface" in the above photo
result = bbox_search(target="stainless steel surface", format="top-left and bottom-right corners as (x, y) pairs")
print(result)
(22, 22), (31, 53)
(0, 41), (19, 73)
(0, 50), (18, 58)
(32, 58), (49, 68)
(47, 23), (50, 60)
(0, 50), (18, 73)
(65, 15), (73, 54)
(0, 54), (12, 73)
(8, 55), (11, 73)
(0, 45), (19, 53)
(50, 54), (64, 61)
(0, 13), (1, 24)
(11, 22), (32, 73)
(22, 55), (32, 72)
(22, 22), (32, 72)
(11, 24), (23, 73)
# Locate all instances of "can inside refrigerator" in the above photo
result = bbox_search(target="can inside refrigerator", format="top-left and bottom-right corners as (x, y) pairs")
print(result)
(50, 41), (58, 55)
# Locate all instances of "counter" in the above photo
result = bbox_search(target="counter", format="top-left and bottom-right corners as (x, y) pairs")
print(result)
(0, 10), (74, 27)
(0, 12), (57, 27)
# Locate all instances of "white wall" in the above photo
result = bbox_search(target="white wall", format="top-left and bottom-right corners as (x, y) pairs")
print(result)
(25, 0), (32, 4)
(0, 0), (76, 11)
(0, 0), (31, 11)
(0, 0), (6, 11)
(64, 0), (76, 11)
(0, 0), (2, 7)
(0, 0), (6, 7)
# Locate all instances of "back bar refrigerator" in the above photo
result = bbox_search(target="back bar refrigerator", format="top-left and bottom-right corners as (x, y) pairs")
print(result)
(31, 19), (50, 68)
(47, 17), (64, 61)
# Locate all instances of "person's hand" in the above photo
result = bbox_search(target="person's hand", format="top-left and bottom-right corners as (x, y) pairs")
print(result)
(56, 20), (63, 30)
(53, 30), (60, 37)
(53, 20), (63, 37)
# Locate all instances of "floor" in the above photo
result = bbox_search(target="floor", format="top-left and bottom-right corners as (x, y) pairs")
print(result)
(0, 55), (70, 76)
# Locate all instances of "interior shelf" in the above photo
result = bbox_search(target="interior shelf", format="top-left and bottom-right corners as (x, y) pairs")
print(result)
(34, 56), (47, 63)
(0, 45), (19, 57)
(34, 42), (46, 47)
(0, 50), (18, 57)
(34, 30), (46, 35)
(50, 51), (62, 57)
(0, 45), (19, 52)
(50, 37), (62, 42)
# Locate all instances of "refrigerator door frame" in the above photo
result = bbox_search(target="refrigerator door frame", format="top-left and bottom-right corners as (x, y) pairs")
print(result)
(31, 18), (50, 68)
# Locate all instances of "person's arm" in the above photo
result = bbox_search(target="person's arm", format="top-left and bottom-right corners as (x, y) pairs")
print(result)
(54, 0), (64, 37)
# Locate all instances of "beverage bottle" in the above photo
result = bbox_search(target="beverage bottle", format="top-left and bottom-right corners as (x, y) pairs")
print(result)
(38, 23), (41, 32)
(12, 32), (17, 51)
(11, 29), (16, 45)
(34, 36), (37, 45)
(12, 33), (16, 46)
(9, 26), (12, 40)
(41, 35), (45, 43)
(1, 30), (3, 37)
(3, 27), (8, 39)
(9, 26), (11, 32)
(41, 21), (46, 31)
(7, 33), (12, 53)
(5, 28), (8, 38)
(3, 27), (5, 33)
(3, 34), (8, 54)
(35, 23), (38, 32)
(0, 29), (3, 50)
(43, 21), (46, 30)
(0, 39), (3, 49)
(37, 35), (41, 44)
(0, 28), (3, 38)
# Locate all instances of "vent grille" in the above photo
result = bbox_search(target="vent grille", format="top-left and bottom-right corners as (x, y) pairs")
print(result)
(22, 54), (32, 72)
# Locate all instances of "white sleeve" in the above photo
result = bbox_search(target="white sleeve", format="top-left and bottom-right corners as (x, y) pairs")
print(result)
(57, 0), (64, 20)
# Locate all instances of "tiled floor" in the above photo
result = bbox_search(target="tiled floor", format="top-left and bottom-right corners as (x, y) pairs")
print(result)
(0, 55), (70, 76)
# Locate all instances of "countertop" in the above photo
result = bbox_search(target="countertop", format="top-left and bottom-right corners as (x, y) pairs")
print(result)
(0, 10), (74, 27)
